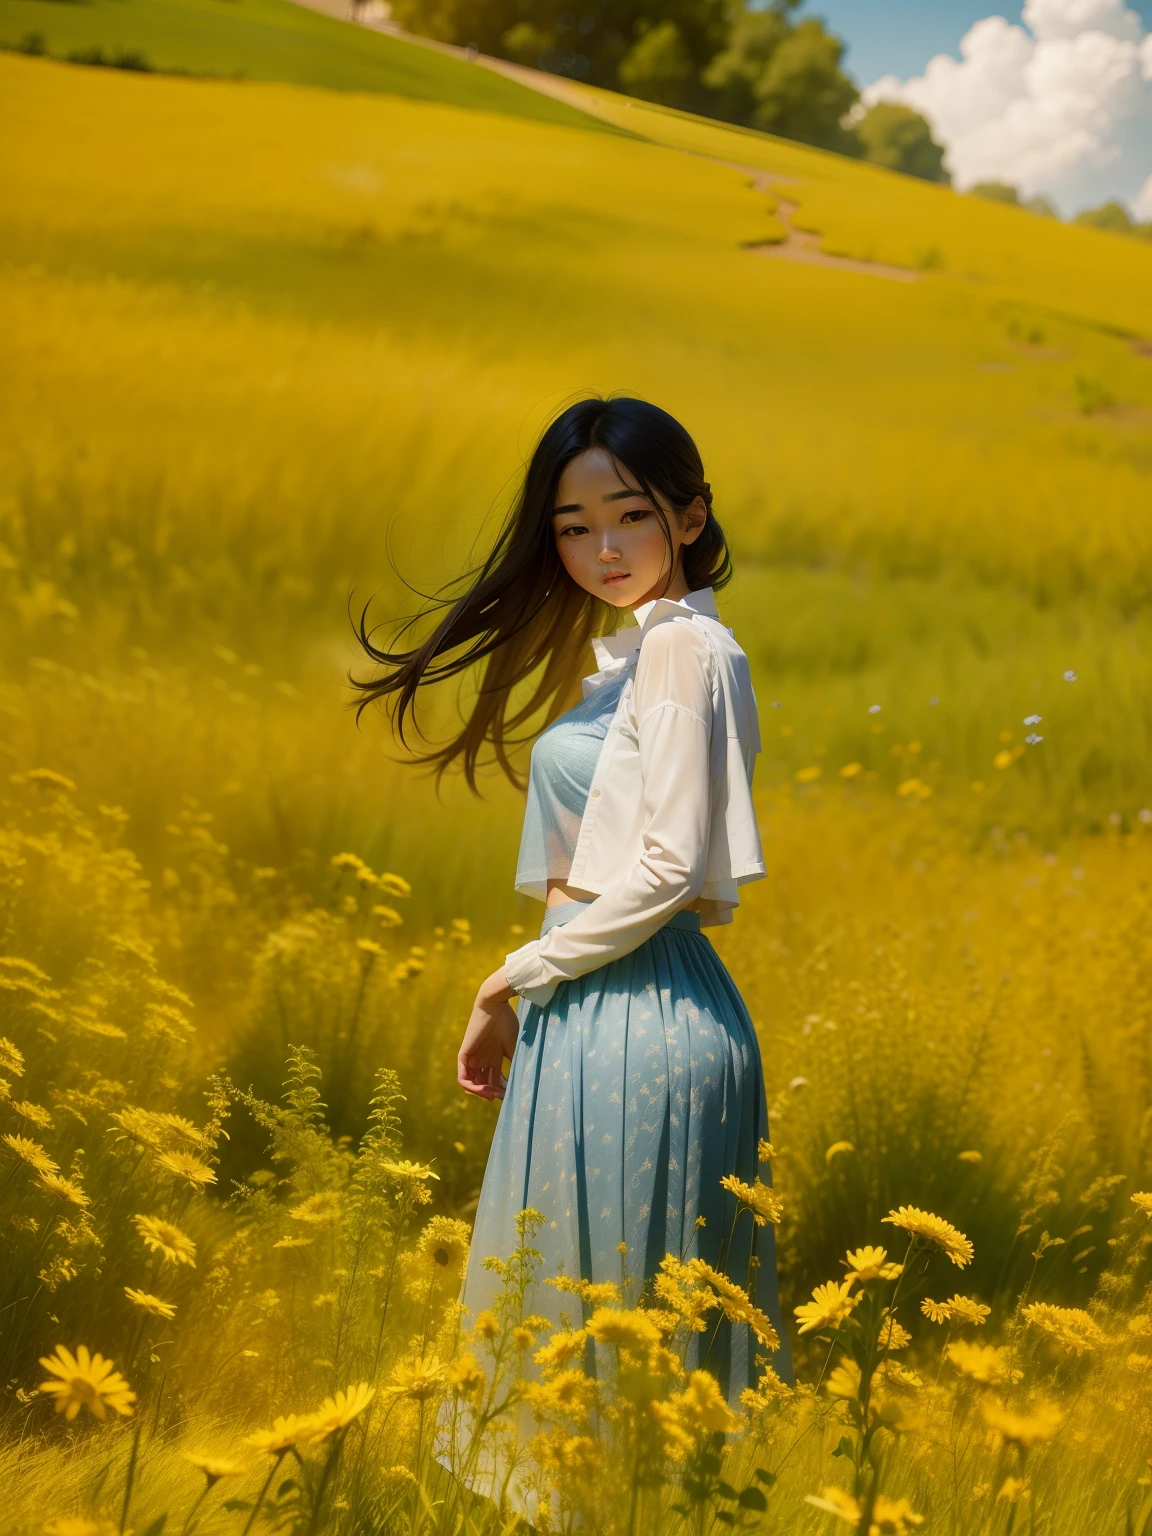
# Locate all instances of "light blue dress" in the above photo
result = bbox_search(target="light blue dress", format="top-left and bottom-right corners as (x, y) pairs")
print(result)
(443, 664), (791, 1502)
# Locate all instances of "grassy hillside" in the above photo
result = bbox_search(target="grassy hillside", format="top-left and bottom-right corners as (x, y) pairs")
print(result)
(3, 46), (1152, 1536)
(0, 0), (614, 129)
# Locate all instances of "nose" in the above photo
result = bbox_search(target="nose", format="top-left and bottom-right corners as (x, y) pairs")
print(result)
(597, 537), (621, 563)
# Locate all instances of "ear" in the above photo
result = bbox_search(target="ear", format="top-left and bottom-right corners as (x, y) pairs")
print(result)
(677, 496), (708, 546)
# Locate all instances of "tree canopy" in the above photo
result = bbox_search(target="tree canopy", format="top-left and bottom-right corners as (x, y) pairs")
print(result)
(387, 0), (866, 152)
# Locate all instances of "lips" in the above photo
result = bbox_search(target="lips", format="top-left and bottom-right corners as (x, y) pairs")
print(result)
(602, 573), (629, 584)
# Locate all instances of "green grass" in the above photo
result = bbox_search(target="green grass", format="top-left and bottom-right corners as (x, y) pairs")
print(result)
(0, 0), (616, 130)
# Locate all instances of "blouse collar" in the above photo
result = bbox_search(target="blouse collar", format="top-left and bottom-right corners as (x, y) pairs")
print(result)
(588, 586), (719, 677)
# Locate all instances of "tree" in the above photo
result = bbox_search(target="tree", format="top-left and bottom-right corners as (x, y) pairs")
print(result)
(702, 4), (795, 124)
(618, 19), (694, 106)
(1074, 200), (1133, 234)
(746, 18), (860, 151)
(967, 181), (1020, 204)
(855, 101), (949, 183)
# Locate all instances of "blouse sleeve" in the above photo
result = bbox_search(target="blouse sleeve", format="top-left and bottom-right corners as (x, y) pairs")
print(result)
(502, 619), (713, 1007)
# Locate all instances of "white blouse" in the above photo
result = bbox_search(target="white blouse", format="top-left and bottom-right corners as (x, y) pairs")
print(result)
(503, 586), (766, 1008)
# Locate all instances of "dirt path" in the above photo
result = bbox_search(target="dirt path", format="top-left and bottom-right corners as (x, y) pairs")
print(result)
(718, 163), (920, 282)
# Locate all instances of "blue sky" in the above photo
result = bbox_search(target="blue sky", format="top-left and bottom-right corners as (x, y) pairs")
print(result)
(813, 0), (1152, 83)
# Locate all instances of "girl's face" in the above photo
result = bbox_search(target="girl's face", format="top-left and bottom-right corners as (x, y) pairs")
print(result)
(551, 448), (706, 612)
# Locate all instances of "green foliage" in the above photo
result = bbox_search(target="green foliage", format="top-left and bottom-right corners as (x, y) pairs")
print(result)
(618, 18), (694, 107)
(1075, 199), (1137, 234)
(968, 180), (1021, 204)
(855, 100), (949, 184)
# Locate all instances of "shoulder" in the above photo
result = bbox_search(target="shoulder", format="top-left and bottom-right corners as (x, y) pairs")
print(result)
(634, 616), (715, 712)
(637, 614), (714, 670)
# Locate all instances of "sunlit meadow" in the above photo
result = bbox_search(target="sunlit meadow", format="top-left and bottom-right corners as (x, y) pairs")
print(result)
(3, 32), (1152, 1536)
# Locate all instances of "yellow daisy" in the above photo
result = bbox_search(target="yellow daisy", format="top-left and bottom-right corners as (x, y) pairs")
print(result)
(882, 1206), (973, 1267)
(843, 1246), (903, 1285)
(794, 1280), (860, 1336)
(39, 1345), (136, 1421)
(124, 1287), (176, 1319)
(184, 1452), (247, 1484)
(308, 1382), (375, 1436)
(154, 1150), (216, 1187)
(133, 1214), (197, 1266)
(243, 1414), (320, 1453)
(2, 1133), (59, 1177)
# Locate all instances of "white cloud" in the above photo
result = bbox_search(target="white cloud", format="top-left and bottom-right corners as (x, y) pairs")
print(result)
(864, 0), (1152, 216)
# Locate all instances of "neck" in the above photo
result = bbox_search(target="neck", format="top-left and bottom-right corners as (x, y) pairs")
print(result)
(630, 570), (690, 614)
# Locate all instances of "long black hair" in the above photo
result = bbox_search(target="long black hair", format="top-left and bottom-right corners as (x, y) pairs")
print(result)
(351, 395), (732, 790)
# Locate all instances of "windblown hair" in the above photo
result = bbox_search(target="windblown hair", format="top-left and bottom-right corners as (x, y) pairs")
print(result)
(351, 395), (732, 790)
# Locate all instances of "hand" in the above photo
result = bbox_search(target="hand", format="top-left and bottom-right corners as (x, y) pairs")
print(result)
(457, 967), (519, 1101)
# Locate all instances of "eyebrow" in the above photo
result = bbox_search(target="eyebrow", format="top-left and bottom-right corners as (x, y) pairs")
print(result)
(553, 488), (649, 515)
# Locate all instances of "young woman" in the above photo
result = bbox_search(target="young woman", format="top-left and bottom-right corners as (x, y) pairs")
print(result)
(356, 395), (790, 1503)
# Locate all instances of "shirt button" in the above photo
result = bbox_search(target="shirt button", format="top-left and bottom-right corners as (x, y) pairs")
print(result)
(591, 789), (601, 798)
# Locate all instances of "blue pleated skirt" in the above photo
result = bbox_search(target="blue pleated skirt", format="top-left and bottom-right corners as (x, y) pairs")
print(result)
(459, 901), (792, 1395)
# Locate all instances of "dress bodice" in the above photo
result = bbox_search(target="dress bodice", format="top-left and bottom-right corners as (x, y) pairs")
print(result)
(513, 669), (630, 899)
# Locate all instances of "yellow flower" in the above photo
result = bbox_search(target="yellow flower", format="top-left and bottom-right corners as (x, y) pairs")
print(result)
(184, 1452), (247, 1485)
(134, 1214), (196, 1266)
(878, 1315), (912, 1351)
(3, 1133), (59, 1177)
(922, 1294), (990, 1327)
(1131, 1192), (1152, 1218)
(945, 1340), (1019, 1385)
(154, 1150), (216, 1187)
(385, 1358), (447, 1402)
(806, 1487), (861, 1525)
(287, 1191), (342, 1224)
(719, 1173), (783, 1226)
(445, 1352), (486, 1398)
(1021, 1301), (1105, 1354)
(958, 1149), (983, 1164)
(825, 1357), (862, 1400)
(356, 939), (385, 958)
(39, 1345), (136, 1421)
(686, 1260), (780, 1349)
(795, 765), (822, 783)
(586, 1307), (663, 1351)
(883, 1206), (973, 1267)
(272, 1236), (313, 1250)
(668, 1370), (742, 1436)
(416, 1216), (469, 1276)
(373, 905), (403, 928)
(155, 1113), (211, 1148)
(330, 852), (368, 874)
(548, 1274), (622, 1308)
(757, 1139), (775, 1163)
(526, 1369), (598, 1420)
(472, 1310), (500, 1342)
(825, 1140), (856, 1163)
(997, 1477), (1030, 1505)
(124, 1287), (176, 1319)
(244, 1414), (319, 1453)
(870, 1496), (925, 1533)
(381, 1159), (439, 1184)
(843, 1246), (903, 1285)
(511, 1326), (536, 1351)
(378, 872), (412, 898)
(794, 1280), (860, 1336)
(839, 762), (863, 778)
(12, 1101), (52, 1129)
(982, 1398), (1063, 1447)
(309, 1382), (375, 1435)
(36, 1172), (90, 1208)
(535, 1330), (588, 1372)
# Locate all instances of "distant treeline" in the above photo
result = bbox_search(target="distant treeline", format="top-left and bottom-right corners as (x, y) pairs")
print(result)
(382, 0), (951, 180)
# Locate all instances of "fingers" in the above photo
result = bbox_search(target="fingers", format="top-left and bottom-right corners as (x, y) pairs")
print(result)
(457, 1054), (506, 1101)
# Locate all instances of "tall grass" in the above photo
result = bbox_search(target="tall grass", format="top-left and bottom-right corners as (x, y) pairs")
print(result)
(2, 48), (1152, 1535)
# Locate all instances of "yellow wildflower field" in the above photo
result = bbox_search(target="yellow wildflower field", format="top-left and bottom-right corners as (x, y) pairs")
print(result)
(2, 43), (1152, 1535)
